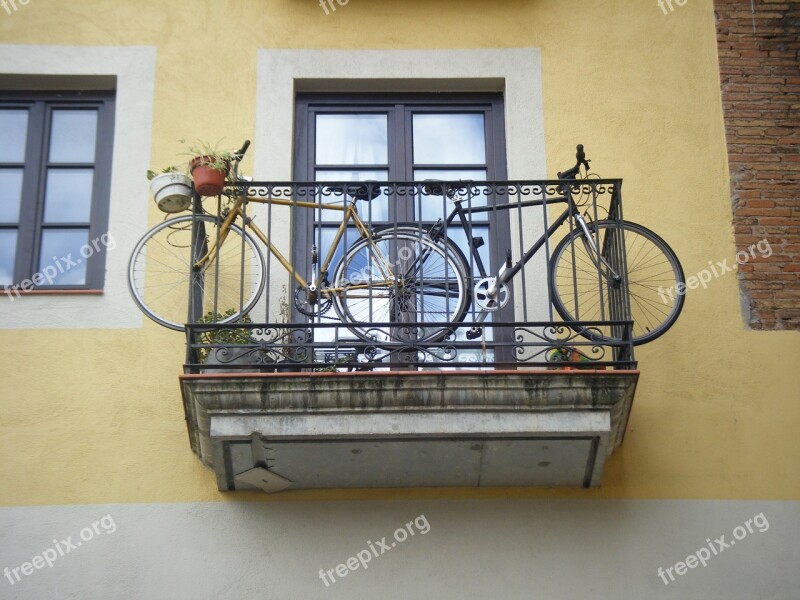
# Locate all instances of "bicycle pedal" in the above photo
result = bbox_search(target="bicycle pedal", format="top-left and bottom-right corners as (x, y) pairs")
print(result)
(465, 327), (482, 340)
(472, 236), (484, 249)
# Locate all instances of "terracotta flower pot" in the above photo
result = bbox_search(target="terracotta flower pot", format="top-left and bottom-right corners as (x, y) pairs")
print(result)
(190, 156), (229, 196)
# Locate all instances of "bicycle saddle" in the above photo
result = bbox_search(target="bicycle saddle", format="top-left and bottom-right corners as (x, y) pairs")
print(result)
(326, 182), (382, 202)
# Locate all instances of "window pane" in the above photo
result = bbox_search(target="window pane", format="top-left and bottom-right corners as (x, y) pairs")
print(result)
(0, 229), (17, 285)
(316, 226), (359, 277)
(439, 223), (494, 365)
(316, 114), (388, 165)
(49, 109), (97, 163)
(43, 169), (94, 222)
(413, 113), (486, 165)
(445, 225), (490, 278)
(414, 168), (487, 221)
(0, 169), (24, 222)
(309, 226), (361, 346)
(315, 170), (388, 222)
(0, 110), (28, 163)
(39, 229), (89, 285)
(414, 168), (487, 181)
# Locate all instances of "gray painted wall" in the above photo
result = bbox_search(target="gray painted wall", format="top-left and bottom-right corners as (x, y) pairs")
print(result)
(1, 500), (797, 599)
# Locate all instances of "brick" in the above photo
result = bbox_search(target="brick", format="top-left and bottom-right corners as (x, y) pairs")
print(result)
(716, 0), (800, 330)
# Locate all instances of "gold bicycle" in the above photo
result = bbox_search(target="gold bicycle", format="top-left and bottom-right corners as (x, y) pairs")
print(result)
(128, 141), (470, 341)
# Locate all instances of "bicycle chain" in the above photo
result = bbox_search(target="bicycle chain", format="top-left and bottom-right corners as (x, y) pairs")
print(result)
(294, 286), (332, 317)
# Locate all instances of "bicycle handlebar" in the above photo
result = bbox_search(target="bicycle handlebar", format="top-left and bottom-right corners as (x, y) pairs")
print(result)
(557, 144), (591, 180)
(234, 140), (251, 160)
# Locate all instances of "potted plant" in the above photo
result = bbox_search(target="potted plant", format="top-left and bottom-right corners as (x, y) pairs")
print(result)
(545, 346), (602, 370)
(197, 310), (261, 372)
(147, 166), (193, 213)
(182, 140), (238, 197)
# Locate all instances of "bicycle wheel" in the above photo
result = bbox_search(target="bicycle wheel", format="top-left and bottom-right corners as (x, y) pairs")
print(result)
(331, 230), (470, 343)
(128, 214), (266, 330)
(550, 220), (685, 345)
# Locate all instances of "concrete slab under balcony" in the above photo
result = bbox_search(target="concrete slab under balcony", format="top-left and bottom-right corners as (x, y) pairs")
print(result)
(179, 370), (638, 492)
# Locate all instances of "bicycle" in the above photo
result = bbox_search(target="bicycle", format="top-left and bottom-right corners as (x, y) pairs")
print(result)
(128, 141), (469, 342)
(128, 142), (685, 347)
(422, 144), (686, 345)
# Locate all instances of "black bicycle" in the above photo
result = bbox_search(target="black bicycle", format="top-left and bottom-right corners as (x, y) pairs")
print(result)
(409, 144), (686, 346)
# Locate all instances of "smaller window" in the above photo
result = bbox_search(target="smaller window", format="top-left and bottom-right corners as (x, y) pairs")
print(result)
(0, 91), (115, 292)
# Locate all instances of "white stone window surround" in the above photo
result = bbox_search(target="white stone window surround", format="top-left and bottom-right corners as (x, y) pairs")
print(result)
(0, 45), (156, 329)
(254, 48), (548, 320)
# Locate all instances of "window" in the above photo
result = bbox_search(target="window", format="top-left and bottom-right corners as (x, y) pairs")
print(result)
(293, 93), (512, 362)
(0, 91), (115, 292)
(294, 93), (508, 283)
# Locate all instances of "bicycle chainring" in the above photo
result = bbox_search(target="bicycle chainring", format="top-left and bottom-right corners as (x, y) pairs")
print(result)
(474, 277), (510, 312)
(294, 286), (332, 317)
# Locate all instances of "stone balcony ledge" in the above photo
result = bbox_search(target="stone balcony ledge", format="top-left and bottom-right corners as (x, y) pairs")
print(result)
(180, 369), (638, 492)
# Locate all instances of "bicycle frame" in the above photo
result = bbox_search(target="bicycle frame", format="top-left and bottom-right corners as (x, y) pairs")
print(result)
(433, 180), (621, 289)
(192, 185), (397, 297)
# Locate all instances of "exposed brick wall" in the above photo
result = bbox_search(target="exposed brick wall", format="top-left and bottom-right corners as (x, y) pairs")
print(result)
(714, 0), (799, 330)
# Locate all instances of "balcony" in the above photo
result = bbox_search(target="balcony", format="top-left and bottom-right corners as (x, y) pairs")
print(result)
(177, 178), (639, 492)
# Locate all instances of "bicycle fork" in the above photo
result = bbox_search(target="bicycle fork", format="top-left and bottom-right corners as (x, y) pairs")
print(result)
(575, 214), (623, 285)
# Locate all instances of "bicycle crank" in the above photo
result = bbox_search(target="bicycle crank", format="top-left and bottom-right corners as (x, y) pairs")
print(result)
(474, 277), (510, 312)
(294, 286), (332, 317)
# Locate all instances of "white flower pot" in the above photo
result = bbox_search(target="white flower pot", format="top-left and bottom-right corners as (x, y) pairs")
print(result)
(150, 172), (193, 213)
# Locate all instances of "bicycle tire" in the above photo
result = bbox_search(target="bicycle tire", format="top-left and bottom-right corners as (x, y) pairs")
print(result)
(549, 220), (685, 345)
(128, 214), (266, 331)
(330, 230), (470, 343)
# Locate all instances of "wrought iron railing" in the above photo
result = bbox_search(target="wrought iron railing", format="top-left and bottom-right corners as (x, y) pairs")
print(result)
(183, 178), (636, 373)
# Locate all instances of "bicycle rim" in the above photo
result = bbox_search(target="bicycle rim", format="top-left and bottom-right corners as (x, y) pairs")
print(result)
(550, 220), (685, 345)
(128, 214), (265, 330)
(331, 231), (469, 343)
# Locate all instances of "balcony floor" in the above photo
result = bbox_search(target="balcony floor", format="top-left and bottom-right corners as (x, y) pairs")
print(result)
(179, 369), (638, 492)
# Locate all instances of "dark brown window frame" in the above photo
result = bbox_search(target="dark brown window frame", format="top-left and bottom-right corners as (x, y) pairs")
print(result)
(0, 90), (115, 292)
(291, 92), (517, 364)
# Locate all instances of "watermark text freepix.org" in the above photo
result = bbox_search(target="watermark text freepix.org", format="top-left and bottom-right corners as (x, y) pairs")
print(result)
(658, 0), (688, 15)
(3, 232), (116, 300)
(658, 238), (772, 304)
(318, 514), (430, 587)
(1, 0), (30, 16)
(657, 512), (769, 585)
(319, 0), (348, 15)
(4, 514), (117, 586)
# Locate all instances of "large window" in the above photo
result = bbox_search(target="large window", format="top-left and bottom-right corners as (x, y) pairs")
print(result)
(0, 91), (115, 292)
(293, 93), (511, 363)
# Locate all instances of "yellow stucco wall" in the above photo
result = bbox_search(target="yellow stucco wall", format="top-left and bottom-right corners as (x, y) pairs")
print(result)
(0, 0), (798, 506)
